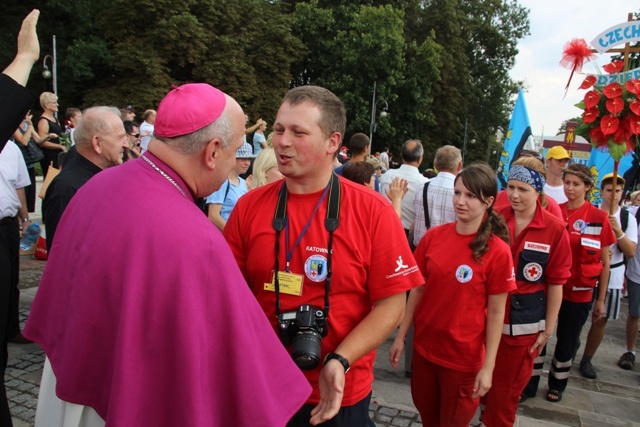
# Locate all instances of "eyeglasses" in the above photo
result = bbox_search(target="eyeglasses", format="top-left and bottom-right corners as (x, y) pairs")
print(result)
(128, 133), (140, 138)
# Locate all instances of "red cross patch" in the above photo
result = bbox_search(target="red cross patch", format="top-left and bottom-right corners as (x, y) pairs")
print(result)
(523, 262), (543, 282)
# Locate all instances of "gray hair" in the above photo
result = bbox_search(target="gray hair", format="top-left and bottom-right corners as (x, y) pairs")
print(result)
(74, 106), (122, 147)
(401, 139), (424, 163)
(156, 112), (233, 155)
(434, 145), (462, 172)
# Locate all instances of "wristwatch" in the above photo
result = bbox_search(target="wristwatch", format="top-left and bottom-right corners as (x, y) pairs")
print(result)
(22, 217), (31, 223)
(323, 352), (350, 373)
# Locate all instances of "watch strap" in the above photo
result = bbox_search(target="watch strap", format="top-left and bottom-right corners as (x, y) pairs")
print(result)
(323, 352), (350, 373)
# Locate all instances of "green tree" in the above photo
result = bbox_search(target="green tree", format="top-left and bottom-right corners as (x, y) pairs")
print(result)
(290, 1), (441, 153)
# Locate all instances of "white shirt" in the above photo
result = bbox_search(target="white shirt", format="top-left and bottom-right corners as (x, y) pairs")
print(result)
(380, 164), (428, 229)
(139, 121), (154, 154)
(606, 206), (638, 289)
(413, 171), (456, 247)
(544, 183), (567, 204)
(0, 141), (30, 218)
(624, 205), (640, 284)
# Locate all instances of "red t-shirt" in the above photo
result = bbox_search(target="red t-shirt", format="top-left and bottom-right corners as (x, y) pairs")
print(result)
(224, 177), (423, 405)
(412, 222), (516, 372)
(559, 201), (616, 303)
(497, 204), (572, 345)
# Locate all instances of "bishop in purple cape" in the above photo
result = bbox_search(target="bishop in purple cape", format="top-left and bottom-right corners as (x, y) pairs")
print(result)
(24, 84), (311, 426)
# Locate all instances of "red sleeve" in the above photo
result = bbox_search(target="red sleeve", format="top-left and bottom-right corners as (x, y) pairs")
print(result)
(545, 227), (572, 285)
(368, 203), (424, 301)
(486, 238), (516, 295)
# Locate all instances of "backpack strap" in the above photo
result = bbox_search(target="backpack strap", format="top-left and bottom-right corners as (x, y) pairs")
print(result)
(422, 181), (431, 229)
(621, 206), (629, 233)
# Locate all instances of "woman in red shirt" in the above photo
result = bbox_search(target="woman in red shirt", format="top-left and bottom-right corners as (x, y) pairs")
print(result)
(544, 163), (615, 402)
(390, 163), (515, 426)
(481, 161), (571, 426)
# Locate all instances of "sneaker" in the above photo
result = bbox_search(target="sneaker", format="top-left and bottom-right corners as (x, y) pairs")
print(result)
(618, 352), (636, 370)
(580, 360), (597, 379)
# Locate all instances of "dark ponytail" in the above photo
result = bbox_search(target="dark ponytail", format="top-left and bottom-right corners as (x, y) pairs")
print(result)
(455, 163), (510, 262)
(471, 207), (510, 262)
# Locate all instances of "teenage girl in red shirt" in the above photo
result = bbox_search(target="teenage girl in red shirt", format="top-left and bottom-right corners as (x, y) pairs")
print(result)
(390, 163), (515, 426)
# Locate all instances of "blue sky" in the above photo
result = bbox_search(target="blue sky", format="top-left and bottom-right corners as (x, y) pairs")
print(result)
(509, 1), (636, 137)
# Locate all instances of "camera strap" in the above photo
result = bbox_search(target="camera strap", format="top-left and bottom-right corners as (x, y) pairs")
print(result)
(272, 173), (341, 321)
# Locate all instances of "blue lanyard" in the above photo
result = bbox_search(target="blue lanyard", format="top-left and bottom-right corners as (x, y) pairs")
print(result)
(284, 182), (331, 272)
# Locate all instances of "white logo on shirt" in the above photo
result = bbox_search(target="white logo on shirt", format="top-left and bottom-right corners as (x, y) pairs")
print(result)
(395, 256), (408, 272)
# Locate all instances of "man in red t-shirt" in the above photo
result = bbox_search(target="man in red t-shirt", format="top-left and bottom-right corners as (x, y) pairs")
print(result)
(224, 86), (423, 426)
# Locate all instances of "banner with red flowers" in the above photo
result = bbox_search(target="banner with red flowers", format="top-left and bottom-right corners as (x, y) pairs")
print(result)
(590, 21), (640, 53)
(575, 60), (640, 161)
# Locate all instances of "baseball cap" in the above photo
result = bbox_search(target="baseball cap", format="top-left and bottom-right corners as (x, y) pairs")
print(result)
(600, 172), (625, 187)
(236, 142), (256, 159)
(366, 158), (383, 170)
(154, 83), (227, 138)
(123, 105), (135, 112)
(546, 146), (570, 160)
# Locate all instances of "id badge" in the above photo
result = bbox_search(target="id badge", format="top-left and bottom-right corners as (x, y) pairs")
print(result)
(264, 271), (304, 296)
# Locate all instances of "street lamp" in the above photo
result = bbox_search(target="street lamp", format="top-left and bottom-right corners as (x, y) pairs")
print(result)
(369, 81), (389, 152)
(462, 118), (476, 163)
(42, 35), (58, 98)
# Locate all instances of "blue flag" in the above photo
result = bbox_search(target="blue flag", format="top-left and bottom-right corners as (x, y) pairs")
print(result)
(496, 89), (532, 190)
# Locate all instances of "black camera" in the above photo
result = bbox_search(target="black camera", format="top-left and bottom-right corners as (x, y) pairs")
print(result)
(278, 305), (328, 370)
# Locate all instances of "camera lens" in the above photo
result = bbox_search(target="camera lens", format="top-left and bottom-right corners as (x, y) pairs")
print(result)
(291, 330), (322, 370)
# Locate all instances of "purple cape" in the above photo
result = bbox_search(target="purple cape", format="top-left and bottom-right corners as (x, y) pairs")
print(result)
(24, 153), (310, 426)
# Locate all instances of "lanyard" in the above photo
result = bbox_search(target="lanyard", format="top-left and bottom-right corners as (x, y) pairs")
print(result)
(284, 183), (330, 272)
(272, 174), (341, 320)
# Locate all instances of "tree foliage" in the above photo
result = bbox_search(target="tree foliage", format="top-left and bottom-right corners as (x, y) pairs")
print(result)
(1, 0), (529, 163)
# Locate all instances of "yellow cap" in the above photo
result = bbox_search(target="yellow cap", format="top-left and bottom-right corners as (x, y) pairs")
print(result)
(600, 172), (625, 187)
(546, 145), (571, 160)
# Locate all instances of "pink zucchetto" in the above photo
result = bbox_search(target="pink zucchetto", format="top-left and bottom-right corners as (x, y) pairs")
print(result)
(154, 83), (227, 138)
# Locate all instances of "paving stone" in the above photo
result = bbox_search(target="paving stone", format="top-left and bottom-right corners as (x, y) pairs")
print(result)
(409, 422), (422, 427)
(391, 417), (411, 427)
(376, 414), (392, 423)
(379, 407), (399, 417)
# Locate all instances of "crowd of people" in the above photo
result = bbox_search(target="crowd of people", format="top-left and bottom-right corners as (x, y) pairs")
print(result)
(1, 9), (640, 427)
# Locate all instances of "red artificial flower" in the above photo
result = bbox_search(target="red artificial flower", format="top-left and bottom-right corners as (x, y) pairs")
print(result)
(584, 90), (601, 108)
(630, 100), (640, 116)
(626, 79), (640, 95)
(601, 114), (619, 135)
(613, 116), (632, 144)
(606, 97), (624, 114)
(579, 75), (597, 90)
(583, 107), (600, 123)
(560, 38), (597, 90)
(590, 126), (607, 148)
(630, 114), (640, 135)
(603, 60), (624, 74)
(603, 82), (623, 99)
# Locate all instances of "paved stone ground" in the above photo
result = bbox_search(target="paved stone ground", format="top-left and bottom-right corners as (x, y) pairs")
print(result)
(6, 308), (42, 426)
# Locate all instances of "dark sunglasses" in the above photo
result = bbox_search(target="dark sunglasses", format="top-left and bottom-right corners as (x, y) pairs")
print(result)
(128, 133), (140, 138)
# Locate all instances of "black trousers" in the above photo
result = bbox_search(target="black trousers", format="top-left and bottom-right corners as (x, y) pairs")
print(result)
(24, 166), (36, 213)
(548, 299), (591, 392)
(0, 216), (19, 426)
(287, 392), (375, 427)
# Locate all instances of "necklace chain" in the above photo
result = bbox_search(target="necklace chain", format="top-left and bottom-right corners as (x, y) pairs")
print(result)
(142, 155), (188, 199)
(564, 203), (584, 222)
